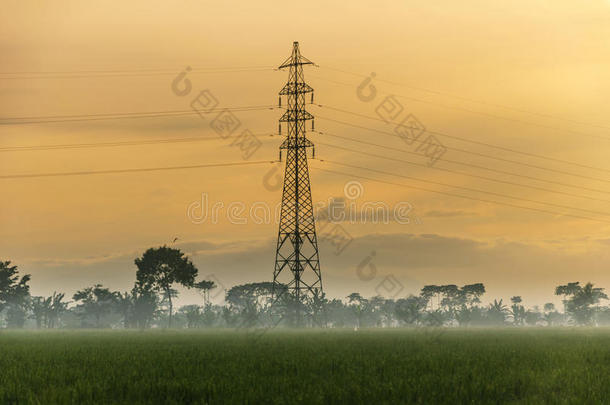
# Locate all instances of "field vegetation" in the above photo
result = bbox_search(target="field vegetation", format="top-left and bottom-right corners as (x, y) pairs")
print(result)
(1, 328), (610, 404)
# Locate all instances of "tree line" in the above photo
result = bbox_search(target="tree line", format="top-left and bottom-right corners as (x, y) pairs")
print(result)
(1, 247), (609, 329)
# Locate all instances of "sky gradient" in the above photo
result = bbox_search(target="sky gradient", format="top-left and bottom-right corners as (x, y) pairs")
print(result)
(2, 0), (610, 307)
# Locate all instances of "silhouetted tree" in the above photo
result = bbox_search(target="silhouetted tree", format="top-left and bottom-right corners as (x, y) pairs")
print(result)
(424, 309), (447, 326)
(525, 307), (542, 326)
(326, 298), (349, 327)
(73, 284), (116, 328)
(201, 304), (220, 327)
(115, 291), (135, 328)
(542, 303), (562, 326)
(180, 305), (202, 328)
(194, 280), (217, 306)
(510, 296), (526, 326)
(555, 282), (580, 314)
(30, 296), (48, 328)
(135, 246), (198, 328)
(347, 293), (369, 329)
(30, 292), (68, 328)
(225, 282), (275, 327)
(421, 285), (442, 310)
(47, 292), (68, 328)
(487, 299), (508, 325)
(439, 285), (460, 314)
(131, 284), (159, 328)
(565, 282), (608, 325)
(0, 261), (31, 328)
(461, 283), (486, 307)
(395, 295), (427, 325)
(309, 292), (330, 327)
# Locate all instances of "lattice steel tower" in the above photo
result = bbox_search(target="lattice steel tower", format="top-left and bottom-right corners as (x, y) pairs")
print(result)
(273, 42), (322, 325)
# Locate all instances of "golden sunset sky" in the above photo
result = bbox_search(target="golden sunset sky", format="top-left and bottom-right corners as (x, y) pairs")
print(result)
(2, 0), (610, 306)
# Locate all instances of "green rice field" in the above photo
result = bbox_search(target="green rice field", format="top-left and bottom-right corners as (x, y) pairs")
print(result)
(1, 328), (609, 404)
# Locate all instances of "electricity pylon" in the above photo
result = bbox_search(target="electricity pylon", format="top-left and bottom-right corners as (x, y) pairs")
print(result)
(273, 42), (322, 327)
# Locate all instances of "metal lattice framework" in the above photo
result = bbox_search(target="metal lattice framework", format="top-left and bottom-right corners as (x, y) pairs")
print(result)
(273, 42), (322, 325)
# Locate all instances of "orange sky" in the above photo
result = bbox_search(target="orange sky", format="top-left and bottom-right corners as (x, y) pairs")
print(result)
(2, 0), (610, 307)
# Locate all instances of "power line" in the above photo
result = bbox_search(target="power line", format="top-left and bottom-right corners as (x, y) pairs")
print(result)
(0, 66), (277, 80)
(315, 137), (610, 204)
(0, 160), (275, 180)
(315, 114), (610, 186)
(311, 162), (610, 225)
(0, 65), (276, 74)
(314, 104), (610, 175)
(319, 65), (610, 132)
(0, 105), (278, 125)
(0, 133), (277, 152)
(1, 105), (274, 121)
(316, 159), (610, 218)
(311, 72), (610, 144)
(313, 72), (610, 142)
(0, 111), (196, 125)
(315, 130), (610, 196)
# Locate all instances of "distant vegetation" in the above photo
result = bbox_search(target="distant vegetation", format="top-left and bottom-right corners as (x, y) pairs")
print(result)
(1, 248), (609, 329)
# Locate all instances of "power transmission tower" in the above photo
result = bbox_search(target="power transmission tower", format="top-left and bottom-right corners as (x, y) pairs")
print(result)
(273, 42), (322, 327)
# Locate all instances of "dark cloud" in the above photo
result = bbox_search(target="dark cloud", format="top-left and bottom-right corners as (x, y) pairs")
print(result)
(16, 233), (610, 307)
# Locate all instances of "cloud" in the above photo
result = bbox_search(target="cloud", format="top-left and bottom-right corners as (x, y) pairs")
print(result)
(15, 232), (610, 307)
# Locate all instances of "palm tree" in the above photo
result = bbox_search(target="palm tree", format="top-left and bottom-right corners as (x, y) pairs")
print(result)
(30, 292), (68, 328)
(114, 292), (134, 328)
(30, 296), (50, 328)
(488, 299), (508, 325)
(47, 292), (68, 328)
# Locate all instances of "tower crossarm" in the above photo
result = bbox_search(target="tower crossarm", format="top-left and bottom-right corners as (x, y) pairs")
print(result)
(279, 137), (314, 150)
(280, 82), (314, 95)
(279, 109), (314, 123)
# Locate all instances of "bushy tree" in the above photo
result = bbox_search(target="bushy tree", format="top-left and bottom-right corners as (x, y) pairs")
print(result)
(180, 305), (202, 328)
(225, 282), (275, 327)
(131, 284), (160, 328)
(135, 246), (198, 327)
(542, 303), (562, 326)
(565, 282), (608, 325)
(73, 284), (116, 328)
(0, 261), (31, 328)
(395, 295), (427, 325)
(346, 293), (370, 329)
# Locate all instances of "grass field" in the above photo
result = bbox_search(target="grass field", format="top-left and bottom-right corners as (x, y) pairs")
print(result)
(1, 328), (609, 404)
